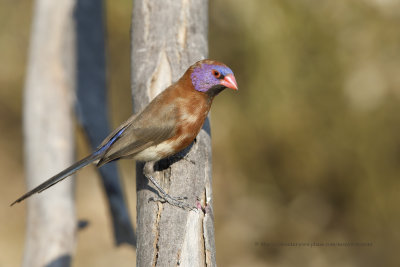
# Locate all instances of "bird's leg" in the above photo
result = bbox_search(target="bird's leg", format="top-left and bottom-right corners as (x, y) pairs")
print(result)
(143, 162), (196, 210)
(145, 174), (195, 210)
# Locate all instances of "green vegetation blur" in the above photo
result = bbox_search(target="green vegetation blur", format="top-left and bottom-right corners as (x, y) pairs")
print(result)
(1, 0), (400, 266)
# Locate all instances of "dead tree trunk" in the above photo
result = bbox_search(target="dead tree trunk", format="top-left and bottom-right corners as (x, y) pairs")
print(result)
(23, 0), (76, 266)
(131, 1), (216, 266)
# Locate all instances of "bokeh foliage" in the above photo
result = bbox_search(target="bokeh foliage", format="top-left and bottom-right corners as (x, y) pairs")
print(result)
(210, 1), (400, 266)
(1, 0), (400, 266)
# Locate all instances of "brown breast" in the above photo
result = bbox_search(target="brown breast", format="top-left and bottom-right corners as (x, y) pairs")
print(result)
(160, 79), (211, 157)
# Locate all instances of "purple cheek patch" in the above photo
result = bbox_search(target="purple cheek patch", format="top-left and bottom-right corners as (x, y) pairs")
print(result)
(191, 64), (229, 92)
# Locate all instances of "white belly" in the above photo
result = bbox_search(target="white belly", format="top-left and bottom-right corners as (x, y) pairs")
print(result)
(134, 141), (176, 162)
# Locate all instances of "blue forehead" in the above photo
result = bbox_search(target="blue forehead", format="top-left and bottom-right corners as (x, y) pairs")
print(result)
(201, 64), (233, 76)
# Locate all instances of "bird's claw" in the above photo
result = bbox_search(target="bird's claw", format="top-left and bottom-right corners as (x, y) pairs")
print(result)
(149, 195), (196, 210)
(145, 173), (197, 210)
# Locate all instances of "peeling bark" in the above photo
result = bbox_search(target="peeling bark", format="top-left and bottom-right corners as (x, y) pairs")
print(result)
(131, 1), (216, 266)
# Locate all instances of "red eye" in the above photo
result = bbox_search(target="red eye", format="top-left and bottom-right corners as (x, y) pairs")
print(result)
(212, 70), (221, 78)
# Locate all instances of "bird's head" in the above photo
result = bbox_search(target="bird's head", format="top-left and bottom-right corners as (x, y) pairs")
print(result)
(190, 60), (238, 97)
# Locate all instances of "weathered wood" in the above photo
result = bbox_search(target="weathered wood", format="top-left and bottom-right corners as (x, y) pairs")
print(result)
(23, 0), (76, 266)
(131, 1), (216, 266)
(74, 0), (136, 247)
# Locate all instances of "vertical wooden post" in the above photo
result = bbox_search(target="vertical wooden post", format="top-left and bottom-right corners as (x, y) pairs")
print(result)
(23, 0), (76, 266)
(131, 1), (216, 266)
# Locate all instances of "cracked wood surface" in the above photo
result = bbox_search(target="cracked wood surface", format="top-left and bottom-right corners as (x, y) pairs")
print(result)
(131, 0), (216, 266)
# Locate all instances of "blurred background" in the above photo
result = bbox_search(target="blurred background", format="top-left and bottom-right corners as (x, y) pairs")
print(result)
(1, 0), (400, 266)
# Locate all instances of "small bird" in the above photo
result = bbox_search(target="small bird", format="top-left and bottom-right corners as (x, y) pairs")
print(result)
(11, 59), (238, 208)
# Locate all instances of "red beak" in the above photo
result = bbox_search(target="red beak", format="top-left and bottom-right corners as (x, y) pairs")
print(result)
(220, 74), (238, 90)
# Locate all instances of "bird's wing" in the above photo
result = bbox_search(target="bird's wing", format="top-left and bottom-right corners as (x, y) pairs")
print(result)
(97, 101), (178, 166)
(96, 114), (138, 150)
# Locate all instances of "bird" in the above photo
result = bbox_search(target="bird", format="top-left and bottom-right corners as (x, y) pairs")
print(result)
(11, 59), (238, 208)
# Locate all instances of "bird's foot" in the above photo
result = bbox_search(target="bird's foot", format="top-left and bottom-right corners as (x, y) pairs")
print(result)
(149, 195), (195, 210)
(146, 174), (196, 210)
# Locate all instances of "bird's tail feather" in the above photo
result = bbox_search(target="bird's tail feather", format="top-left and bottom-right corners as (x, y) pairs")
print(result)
(10, 152), (101, 206)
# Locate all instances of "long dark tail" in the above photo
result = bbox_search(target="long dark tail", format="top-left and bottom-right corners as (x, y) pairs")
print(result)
(10, 152), (101, 206)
